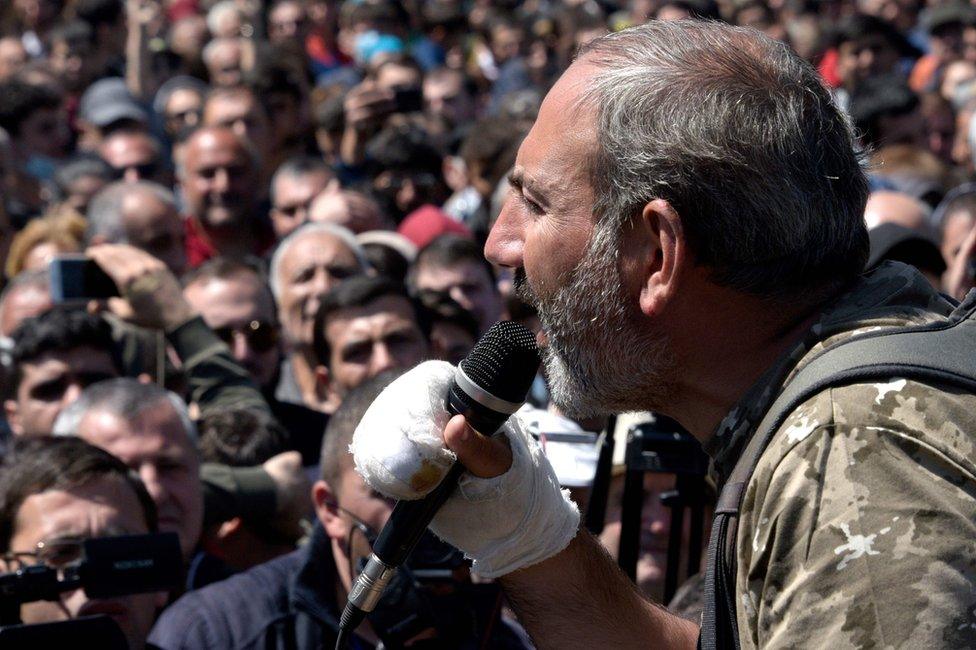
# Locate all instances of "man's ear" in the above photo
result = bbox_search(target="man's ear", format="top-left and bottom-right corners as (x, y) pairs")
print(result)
(313, 480), (347, 541)
(4, 399), (21, 436)
(634, 198), (687, 319)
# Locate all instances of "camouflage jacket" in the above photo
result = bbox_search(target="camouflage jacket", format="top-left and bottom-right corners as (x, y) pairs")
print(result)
(705, 262), (976, 649)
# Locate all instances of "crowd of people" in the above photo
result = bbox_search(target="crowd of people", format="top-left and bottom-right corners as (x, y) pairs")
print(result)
(2, 0), (976, 648)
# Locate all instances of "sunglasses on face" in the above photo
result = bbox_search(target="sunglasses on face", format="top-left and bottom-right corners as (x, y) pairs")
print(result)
(212, 320), (279, 353)
(111, 160), (161, 180)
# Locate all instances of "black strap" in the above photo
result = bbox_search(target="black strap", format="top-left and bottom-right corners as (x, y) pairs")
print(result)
(699, 290), (976, 649)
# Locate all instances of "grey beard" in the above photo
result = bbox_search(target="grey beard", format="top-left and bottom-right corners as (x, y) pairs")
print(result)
(516, 226), (675, 418)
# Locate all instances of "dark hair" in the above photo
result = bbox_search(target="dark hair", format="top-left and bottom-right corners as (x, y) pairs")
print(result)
(312, 275), (428, 366)
(73, 0), (124, 28)
(7, 308), (121, 397)
(365, 124), (443, 178)
(0, 436), (157, 552)
(362, 242), (411, 283)
(0, 80), (62, 137)
(198, 408), (290, 466)
(320, 368), (404, 491)
(411, 234), (497, 287)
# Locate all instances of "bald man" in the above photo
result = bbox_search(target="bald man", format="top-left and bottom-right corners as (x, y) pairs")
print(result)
(178, 126), (274, 267)
(863, 190), (933, 231)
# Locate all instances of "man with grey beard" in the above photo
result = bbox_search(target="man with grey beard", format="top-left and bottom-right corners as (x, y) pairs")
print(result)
(359, 20), (976, 650)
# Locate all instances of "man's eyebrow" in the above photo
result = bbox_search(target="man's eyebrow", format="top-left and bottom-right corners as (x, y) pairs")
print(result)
(507, 170), (523, 190)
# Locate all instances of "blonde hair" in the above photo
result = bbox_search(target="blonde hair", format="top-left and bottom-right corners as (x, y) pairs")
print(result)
(5, 213), (87, 279)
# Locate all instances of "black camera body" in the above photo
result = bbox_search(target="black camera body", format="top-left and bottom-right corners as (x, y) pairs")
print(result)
(0, 533), (182, 649)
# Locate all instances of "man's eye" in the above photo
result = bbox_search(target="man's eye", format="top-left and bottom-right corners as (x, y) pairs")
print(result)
(328, 266), (356, 280)
(341, 343), (371, 363)
(30, 378), (68, 402)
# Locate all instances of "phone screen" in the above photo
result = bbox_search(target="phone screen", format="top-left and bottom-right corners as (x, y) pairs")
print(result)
(50, 255), (120, 303)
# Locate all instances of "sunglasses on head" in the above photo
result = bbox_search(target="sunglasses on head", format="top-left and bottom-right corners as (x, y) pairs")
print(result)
(212, 320), (279, 353)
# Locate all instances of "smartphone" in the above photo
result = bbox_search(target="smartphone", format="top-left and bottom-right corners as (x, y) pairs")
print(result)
(50, 255), (119, 303)
(393, 86), (424, 114)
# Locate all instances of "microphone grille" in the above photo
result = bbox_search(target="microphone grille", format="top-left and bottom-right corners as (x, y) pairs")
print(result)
(460, 321), (540, 403)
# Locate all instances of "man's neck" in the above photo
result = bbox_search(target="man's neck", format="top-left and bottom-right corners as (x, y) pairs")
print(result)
(663, 285), (830, 444)
(288, 349), (338, 413)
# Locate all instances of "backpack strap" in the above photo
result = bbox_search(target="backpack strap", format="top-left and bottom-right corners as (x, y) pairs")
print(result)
(699, 290), (976, 650)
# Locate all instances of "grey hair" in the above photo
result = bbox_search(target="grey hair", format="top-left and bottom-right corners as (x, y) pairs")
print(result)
(269, 222), (370, 299)
(86, 180), (178, 245)
(206, 1), (242, 36)
(576, 20), (869, 299)
(52, 377), (198, 445)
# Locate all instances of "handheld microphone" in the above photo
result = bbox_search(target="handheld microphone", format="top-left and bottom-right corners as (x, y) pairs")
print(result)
(337, 321), (540, 642)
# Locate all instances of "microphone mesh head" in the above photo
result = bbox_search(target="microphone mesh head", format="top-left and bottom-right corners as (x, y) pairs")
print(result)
(460, 321), (540, 403)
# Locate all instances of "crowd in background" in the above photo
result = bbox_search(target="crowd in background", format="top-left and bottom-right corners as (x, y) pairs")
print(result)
(2, 0), (976, 647)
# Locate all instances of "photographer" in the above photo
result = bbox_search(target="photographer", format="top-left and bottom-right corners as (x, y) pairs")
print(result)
(0, 436), (164, 650)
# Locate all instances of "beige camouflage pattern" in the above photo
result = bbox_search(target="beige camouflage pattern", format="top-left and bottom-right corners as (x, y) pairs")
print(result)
(706, 261), (976, 649)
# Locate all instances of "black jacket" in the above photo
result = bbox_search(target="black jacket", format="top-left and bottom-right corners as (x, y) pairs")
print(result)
(149, 525), (531, 650)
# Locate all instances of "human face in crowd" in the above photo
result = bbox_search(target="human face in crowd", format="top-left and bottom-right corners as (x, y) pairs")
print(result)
(203, 90), (273, 166)
(429, 320), (475, 366)
(75, 400), (204, 560)
(184, 271), (281, 390)
(64, 172), (110, 214)
(268, 0), (309, 45)
(598, 472), (684, 601)
(118, 189), (187, 275)
(942, 208), (976, 264)
(49, 35), (94, 92)
(16, 105), (70, 160)
(486, 59), (672, 417)
(0, 281), (52, 338)
(275, 231), (362, 346)
(205, 39), (244, 87)
(100, 131), (166, 185)
(413, 260), (503, 336)
(3, 475), (162, 650)
(309, 189), (389, 234)
(270, 169), (335, 240)
(163, 88), (203, 138)
(315, 462), (395, 591)
(179, 128), (257, 230)
(836, 35), (901, 86)
(0, 36), (28, 81)
(4, 347), (119, 436)
(321, 295), (428, 397)
(423, 72), (475, 126)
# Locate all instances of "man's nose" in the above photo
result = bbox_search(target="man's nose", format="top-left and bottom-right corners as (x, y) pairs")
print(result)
(212, 168), (230, 192)
(448, 286), (472, 309)
(370, 343), (396, 375)
(232, 331), (252, 361)
(139, 464), (167, 504)
(62, 381), (83, 409)
(484, 199), (525, 268)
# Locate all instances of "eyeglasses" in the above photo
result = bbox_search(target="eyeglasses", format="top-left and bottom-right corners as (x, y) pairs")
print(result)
(212, 320), (279, 353)
(3, 538), (85, 571)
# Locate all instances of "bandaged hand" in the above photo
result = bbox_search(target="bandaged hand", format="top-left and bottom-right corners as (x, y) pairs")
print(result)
(351, 361), (580, 578)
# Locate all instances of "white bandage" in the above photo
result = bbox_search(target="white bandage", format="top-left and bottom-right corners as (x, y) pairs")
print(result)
(351, 361), (458, 500)
(351, 360), (580, 578)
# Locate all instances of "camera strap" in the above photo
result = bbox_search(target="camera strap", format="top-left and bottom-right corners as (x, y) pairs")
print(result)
(699, 289), (976, 650)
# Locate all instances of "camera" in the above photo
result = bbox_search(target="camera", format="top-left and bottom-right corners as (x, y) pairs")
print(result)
(0, 533), (182, 649)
